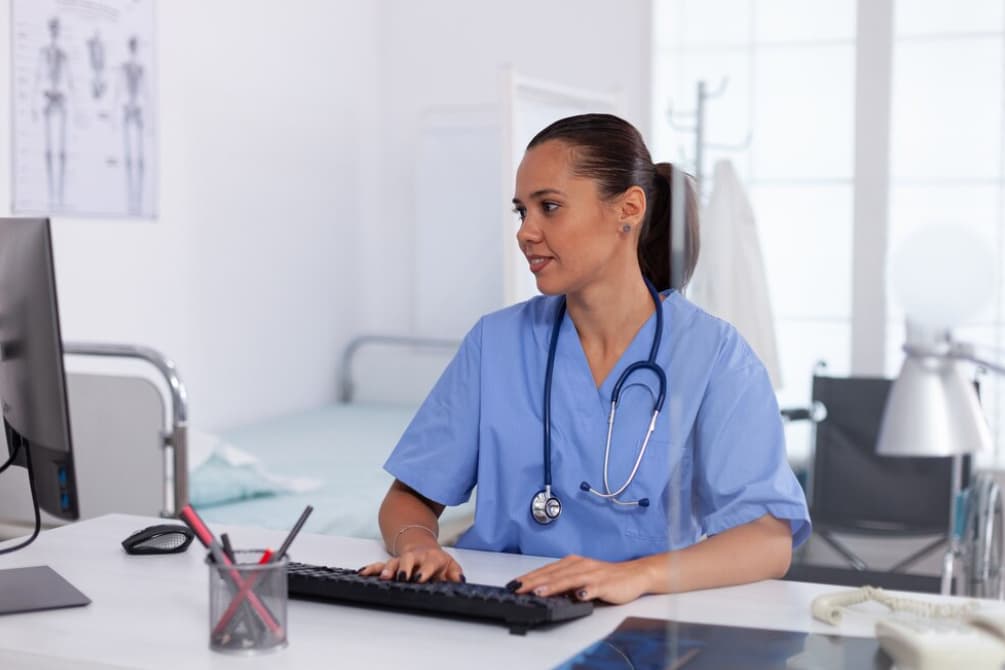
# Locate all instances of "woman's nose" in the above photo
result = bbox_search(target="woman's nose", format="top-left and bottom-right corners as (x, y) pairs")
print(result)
(516, 216), (540, 248)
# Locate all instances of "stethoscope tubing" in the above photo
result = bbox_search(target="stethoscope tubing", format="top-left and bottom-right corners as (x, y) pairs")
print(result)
(542, 294), (566, 490)
(539, 278), (667, 517)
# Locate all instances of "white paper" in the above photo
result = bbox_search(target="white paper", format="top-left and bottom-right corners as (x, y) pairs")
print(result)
(11, 0), (158, 219)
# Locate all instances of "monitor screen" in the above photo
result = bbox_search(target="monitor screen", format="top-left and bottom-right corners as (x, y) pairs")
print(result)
(0, 218), (78, 520)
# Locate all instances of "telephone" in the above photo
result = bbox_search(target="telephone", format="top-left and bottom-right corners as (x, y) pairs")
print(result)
(812, 586), (1005, 670)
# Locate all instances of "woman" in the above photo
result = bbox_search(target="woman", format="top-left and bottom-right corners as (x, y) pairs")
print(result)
(361, 113), (810, 605)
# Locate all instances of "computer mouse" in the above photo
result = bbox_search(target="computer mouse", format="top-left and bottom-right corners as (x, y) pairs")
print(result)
(122, 524), (195, 555)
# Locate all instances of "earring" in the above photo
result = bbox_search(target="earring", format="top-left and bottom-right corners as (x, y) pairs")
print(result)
(621, 224), (631, 233)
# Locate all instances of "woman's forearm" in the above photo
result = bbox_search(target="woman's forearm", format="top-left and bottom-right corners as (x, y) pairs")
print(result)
(636, 514), (793, 594)
(361, 480), (464, 583)
(378, 480), (445, 556)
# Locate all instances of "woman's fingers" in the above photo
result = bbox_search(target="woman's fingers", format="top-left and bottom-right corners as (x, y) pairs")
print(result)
(411, 552), (442, 583)
(513, 559), (646, 604)
(517, 563), (594, 596)
(378, 556), (400, 580)
(397, 552), (417, 581)
(357, 561), (385, 577)
(512, 555), (585, 593)
(527, 569), (600, 598)
(408, 551), (441, 582)
(420, 551), (460, 583)
(443, 558), (465, 583)
(430, 555), (460, 583)
(357, 549), (465, 584)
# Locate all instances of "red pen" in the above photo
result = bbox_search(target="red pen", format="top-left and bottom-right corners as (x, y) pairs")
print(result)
(178, 506), (283, 637)
(211, 547), (277, 638)
(210, 506), (312, 638)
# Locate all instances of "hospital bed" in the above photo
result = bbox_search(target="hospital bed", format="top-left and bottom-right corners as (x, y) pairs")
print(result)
(197, 335), (475, 541)
(0, 336), (473, 544)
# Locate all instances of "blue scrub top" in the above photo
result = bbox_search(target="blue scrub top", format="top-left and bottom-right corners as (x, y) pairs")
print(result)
(384, 291), (811, 562)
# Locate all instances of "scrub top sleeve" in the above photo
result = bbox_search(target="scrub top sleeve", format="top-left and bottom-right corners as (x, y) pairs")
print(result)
(693, 360), (811, 548)
(383, 319), (483, 507)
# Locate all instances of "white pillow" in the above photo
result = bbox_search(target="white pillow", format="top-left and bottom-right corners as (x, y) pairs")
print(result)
(187, 429), (320, 508)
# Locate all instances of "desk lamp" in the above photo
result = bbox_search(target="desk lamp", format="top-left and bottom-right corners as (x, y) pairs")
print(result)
(877, 224), (998, 594)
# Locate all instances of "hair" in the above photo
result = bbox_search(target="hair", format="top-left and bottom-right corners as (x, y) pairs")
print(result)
(526, 113), (700, 292)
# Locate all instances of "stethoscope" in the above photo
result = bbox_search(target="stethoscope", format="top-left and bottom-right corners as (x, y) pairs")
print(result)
(531, 279), (667, 525)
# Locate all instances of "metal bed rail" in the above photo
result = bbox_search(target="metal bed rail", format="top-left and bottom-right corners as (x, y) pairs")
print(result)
(63, 342), (189, 517)
(337, 334), (461, 403)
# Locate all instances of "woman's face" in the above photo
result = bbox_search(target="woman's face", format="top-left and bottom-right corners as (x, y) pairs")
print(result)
(513, 140), (631, 296)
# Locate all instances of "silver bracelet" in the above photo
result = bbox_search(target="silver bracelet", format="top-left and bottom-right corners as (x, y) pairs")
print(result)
(391, 524), (437, 557)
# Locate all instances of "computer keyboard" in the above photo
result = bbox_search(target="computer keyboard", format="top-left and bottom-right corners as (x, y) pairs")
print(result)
(286, 562), (594, 634)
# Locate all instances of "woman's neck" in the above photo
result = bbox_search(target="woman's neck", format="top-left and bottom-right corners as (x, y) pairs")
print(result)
(565, 268), (657, 386)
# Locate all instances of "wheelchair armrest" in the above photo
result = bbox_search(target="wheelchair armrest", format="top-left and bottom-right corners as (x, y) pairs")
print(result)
(781, 407), (813, 422)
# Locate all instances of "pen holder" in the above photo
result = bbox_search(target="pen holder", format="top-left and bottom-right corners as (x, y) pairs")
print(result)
(207, 551), (289, 655)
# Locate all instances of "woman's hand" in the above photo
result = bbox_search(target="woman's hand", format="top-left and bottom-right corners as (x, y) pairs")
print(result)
(369, 482), (461, 583)
(359, 543), (464, 584)
(508, 554), (652, 605)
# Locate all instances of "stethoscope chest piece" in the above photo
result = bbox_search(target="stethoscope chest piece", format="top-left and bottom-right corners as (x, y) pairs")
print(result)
(531, 489), (562, 524)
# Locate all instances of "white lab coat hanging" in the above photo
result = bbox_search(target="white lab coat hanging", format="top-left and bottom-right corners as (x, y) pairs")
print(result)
(688, 160), (783, 389)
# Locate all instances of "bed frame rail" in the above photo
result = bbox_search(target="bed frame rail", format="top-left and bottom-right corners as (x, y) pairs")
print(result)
(338, 335), (460, 404)
(63, 342), (189, 517)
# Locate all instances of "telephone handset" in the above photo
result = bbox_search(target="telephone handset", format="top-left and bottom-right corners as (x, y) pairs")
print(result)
(812, 586), (1005, 670)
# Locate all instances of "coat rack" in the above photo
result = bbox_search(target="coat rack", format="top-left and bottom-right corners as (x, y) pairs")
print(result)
(665, 78), (753, 292)
(666, 78), (752, 199)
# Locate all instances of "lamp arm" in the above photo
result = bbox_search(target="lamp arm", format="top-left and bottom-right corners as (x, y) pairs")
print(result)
(947, 343), (1005, 376)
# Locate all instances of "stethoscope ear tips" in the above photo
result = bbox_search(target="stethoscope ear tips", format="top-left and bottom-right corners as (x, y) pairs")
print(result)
(581, 481), (651, 508)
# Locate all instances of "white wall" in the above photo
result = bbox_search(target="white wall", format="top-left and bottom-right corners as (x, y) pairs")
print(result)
(365, 0), (653, 334)
(0, 0), (380, 430)
(0, 1), (650, 429)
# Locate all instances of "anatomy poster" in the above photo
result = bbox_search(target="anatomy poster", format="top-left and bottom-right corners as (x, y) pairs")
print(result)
(11, 0), (157, 219)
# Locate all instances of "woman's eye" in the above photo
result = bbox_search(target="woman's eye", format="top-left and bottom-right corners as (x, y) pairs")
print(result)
(512, 207), (526, 222)
(542, 202), (559, 214)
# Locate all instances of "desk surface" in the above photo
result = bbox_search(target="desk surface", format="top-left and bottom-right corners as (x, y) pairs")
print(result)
(0, 514), (991, 669)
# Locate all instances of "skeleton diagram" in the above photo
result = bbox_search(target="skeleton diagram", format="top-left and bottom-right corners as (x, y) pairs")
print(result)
(32, 17), (73, 209)
(117, 36), (146, 214)
(87, 30), (106, 99)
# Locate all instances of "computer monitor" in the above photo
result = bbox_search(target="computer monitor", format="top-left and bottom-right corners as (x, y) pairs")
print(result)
(0, 218), (91, 614)
(0, 217), (79, 522)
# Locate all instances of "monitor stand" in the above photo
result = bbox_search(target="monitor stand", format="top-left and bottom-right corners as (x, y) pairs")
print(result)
(0, 441), (88, 614)
(0, 565), (90, 615)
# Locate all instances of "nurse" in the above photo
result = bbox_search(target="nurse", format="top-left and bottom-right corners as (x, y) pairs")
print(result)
(360, 113), (810, 605)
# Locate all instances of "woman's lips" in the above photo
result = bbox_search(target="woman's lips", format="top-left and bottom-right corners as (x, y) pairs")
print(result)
(527, 256), (552, 274)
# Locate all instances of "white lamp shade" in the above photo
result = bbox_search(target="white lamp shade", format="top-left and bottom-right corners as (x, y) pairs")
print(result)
(877, 354), (992, 457)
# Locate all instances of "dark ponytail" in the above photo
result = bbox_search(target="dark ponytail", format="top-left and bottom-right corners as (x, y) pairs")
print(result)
(643, 163), (701, 291)
(527, 114), (700, 292)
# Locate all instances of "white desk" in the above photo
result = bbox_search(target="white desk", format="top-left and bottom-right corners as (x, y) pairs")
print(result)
(0, 514), (985, 669)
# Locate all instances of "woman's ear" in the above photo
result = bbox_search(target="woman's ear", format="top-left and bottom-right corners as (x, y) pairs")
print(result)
(617, 186), (647, 229)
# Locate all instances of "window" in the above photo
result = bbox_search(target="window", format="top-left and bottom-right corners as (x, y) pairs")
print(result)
(652, 0), (856, 422)
(653, 0), (1005, 462)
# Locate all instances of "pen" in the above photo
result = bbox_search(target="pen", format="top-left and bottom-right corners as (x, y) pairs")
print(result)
(222, 547), (274, 640)
(178, 506), (283, 637)
(221, 534), (268, 635)
(221, 533), (237, 563)
(210, 506), (311, 638)
(211, 551), (275, 639)
(273, 505), (313, 561)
